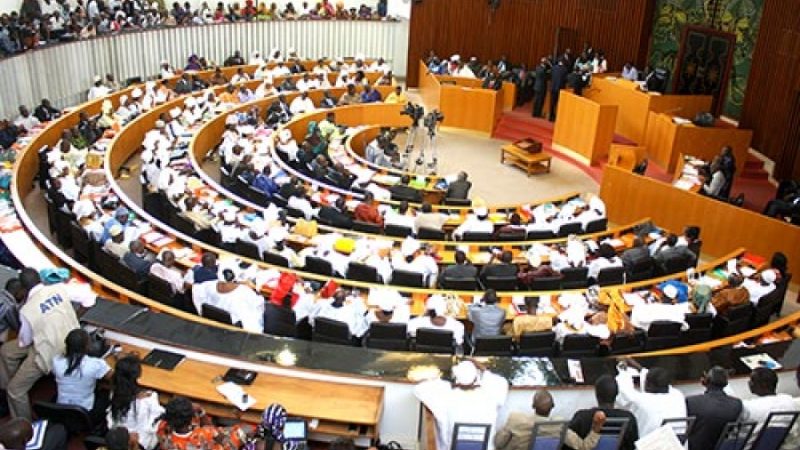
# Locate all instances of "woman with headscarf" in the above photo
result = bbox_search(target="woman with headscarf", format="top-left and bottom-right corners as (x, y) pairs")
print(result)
(303, 121), (328, 158)
(258, 404), (297, 450)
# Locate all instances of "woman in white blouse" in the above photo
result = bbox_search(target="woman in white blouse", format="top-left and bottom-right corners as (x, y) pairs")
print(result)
(107, 355), (165, 450)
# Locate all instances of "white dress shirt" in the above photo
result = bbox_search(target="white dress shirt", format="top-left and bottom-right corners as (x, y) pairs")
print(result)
(407, 316), (465, 345)
(742, 278), (776, 305)
(312, 298), (369, 338)
(616, 368), (687, 437)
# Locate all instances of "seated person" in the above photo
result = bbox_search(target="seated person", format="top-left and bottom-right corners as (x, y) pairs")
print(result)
(156, 396), (254, 450)
(389, 175), (423, 203)
(653, 234), (697, 269)
(507, 296), (554, 340)
(742, 269), (777, 305)
(439, 250), (478, 286)
(621, 237), (650, 268)
(122, 240), (154, 278)
(317, 197), (354, 229)
(0, 418), (68, 450)
(407, 295), (465, 347)
(468, 290), (506, 340)
(630, 284), (691, 331)
(517, 261), (561, 288)
(103, 224), (129, 259)
(107, 355), (165, 450)
(414, 202), (448, 232)
(480, 250), (518, 284)
(311, 289), (368, 338)
(711, 273), (750, 315)
(587, 243), (623, 280)
(453, 206), (494, 239)
(384, 200), (416, 231)
(52, 328), (112, 423)
(353, 191), (384, 226)
(446, 171), (472, 200)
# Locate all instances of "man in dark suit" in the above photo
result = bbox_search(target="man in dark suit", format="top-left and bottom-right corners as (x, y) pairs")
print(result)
(686, 366), (743, 450)
(122, 240), (154, 279)
(480, 250), (518, 285)
(569, 375), (639, 450)
(439, 250), (478, 287)
(532, 58), (549, 118)
(549, 58), (568, 121)
(390, 174), (423, 203)
(317, 197), (353, 229)
(621, 238), (651, 269)
(174, 73), (193, 95)
(446, 172), (472, 200)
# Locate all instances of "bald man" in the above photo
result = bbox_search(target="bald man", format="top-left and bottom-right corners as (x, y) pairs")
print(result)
(0, 418), (68, 450)
(494, 390), (605, 450)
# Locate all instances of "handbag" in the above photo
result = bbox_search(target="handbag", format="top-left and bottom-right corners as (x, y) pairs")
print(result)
(294, 219), (318, 238)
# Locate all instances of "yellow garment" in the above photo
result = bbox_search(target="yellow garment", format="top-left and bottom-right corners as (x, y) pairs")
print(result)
(385, 92), (408, 104)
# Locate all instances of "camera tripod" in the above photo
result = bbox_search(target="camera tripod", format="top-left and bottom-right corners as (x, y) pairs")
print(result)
(410, 126), (439, 175)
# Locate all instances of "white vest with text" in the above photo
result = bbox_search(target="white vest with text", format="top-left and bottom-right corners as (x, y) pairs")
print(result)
(20, 284), (79, 373)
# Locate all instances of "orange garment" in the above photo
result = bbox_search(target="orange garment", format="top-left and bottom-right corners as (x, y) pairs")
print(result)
(156, 422), (247, 450)
(354, 202), (384, 226)
(218, 91), (239, 104)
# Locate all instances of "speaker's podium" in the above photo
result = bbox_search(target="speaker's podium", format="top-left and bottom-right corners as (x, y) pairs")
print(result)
(552, 91), (618, 166)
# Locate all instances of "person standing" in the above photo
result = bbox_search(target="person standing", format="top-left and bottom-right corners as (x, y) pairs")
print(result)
(685, 366), (743, 450)
(0, 268), (95, 419)
(414, 360), (509, 450)
(549, 58), (568, 121)
(532, 58), (549, 118)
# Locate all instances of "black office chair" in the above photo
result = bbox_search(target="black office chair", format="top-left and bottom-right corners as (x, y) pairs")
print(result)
(660, 254), (692, 275)
(661, 417), (696, 445)
(774, 273), (793, 316)
(496, 229), (526, 242)
(391, 269), (426, 288)
(83, 436), (106, 450)
(262, 252), (290, 268)
(353, 220), (383, 234)
(263, 303), (297, 338)
(347, 262), (383, 283)
(365, 322), (408, 351)
(304, 256), (335, 276)
(556, 222), (582, 237)
(610, 330), (645, 354)
(245, 185), (269, 205)
(443, 198), (472, 206)
(462, 231), (494, 242)
(417, 227), (446, 240)
(750, 411), (800, 450)
(33, 401), (93, 435)
(713, 303), (754, 337)
(384, 224), (414, 238)
(626, 256), (655, 282)
(54, 208), (74, 249)
(560, 334), (600, 358)
(752, 289), (781, 327)
(597, 266), (626, 286)
(473, 335), (514, 356)
(234, 240), (262, 261)
(312, 317), (356, 346)
(682, 313), (713, 344)
(167, 210), (197, 237)
(142, 191), (165, 219)
(560, 266), (589, 289)
(517, 331), (557, 357)
(146, 272), (177, 306)
(286, 206), (306, 218)
(529, 276), (562, 291)
(584, 218), (608, 233)
(527, 230), (556, 240)
(596, 417), (632, 450)
(69, 221), (91, 264)
(482, 276), (518, 291)
(439, 276), (479, 291)
(201, 304), (240, 327)
(714, 421), (757, 450)
(644, 321), (683, 351)
(688, 239), (703, 259)
(414, 328), (455, 354)
(45, 197), (57, 234)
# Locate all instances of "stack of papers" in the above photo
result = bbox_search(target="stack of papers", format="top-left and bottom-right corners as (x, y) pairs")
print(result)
(216, 381), (257, 411)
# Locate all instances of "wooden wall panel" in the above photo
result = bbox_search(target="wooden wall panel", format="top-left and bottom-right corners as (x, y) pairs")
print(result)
(740, 0), (800, 180)
(406, 0), (655, 86)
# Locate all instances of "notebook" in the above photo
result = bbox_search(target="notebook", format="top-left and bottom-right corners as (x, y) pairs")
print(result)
(142, 349), (185, 370)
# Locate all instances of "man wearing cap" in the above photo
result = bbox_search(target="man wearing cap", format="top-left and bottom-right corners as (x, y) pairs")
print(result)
(742, 269), (777, 305)
(414, 359), (508, 450)
(214, 209), (242, 249)
(685, 366), (743, 450)
(103, 224), (129, 259)
(290, 91), (315, 115)
(0, 268), (95, 420)
(453, 206), (494, 240)
(88, 75), (111, 100)
(99, 207), (131, 244)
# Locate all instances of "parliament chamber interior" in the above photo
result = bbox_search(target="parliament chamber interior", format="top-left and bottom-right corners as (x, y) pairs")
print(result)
(1, 0), (800, 449)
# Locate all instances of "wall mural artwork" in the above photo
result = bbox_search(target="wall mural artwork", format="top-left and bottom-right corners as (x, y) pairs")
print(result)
(674, 26), (736, 115)
(649, 0), (764, 119)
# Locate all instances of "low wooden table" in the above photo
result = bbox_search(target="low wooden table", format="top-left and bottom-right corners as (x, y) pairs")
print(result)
(501, 144), (552, 176)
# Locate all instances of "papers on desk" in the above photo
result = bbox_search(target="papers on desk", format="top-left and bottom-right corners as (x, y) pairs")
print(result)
(216, 381), (257, 411)
(674, 179), (698, 191)
(622, 292), (646, 307)
(696, 275), (723, 289)
(635, 425), (683, 450)
(141, 231), (165, 245)
(740, 266), (756, 278)
(567, 359), (584, 383)
(672, 117), (692, 125)
(740, 353), (782, 371)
